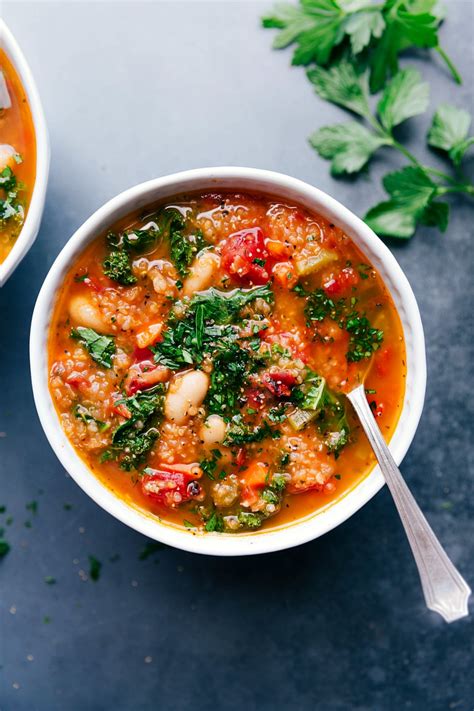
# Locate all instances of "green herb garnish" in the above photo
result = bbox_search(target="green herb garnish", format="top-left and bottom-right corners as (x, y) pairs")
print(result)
(88, 555), (102, 581)
(103, 250), (137, 285)
(262, 4), (473, 240)
(71, 327), (116, 368)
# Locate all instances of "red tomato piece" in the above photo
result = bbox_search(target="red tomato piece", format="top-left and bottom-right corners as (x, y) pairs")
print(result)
(133, 346), (155, 362)
(221, 227), (270, 284)
(141, 466), (202, 508)
(322, 267), (359, 296)
(244, 387), (269, 411)
(125, 361), (170, 395)
(370, 401), (385, 418)
(66, 373), (87, 389)
(271, 261), (298, 289)
(262, 369), (297, 398)
(236, 447), (247, 468)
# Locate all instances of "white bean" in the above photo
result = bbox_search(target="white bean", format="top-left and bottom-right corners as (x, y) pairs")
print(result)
(164, 370), (209, 425)
(69, 295), (107, 333)
(0, 144), (16, 172)
(200, 414), (227, 445)
(183, 252), (220, 297)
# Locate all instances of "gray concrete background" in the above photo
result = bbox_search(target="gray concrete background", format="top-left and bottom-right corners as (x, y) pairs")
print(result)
(1, 2), (473, 710)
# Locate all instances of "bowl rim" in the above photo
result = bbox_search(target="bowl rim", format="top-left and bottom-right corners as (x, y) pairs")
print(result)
(30, 167), (427, 556)
(0, 19), (50, 287)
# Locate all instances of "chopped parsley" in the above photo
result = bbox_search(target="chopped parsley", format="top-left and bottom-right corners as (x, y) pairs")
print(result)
(138, 541), (165, 560)
(88, 555), (102, 581)
(204, 510), (225, 533)
(345, 315), (384, 362)
(294, 285), (383, 363)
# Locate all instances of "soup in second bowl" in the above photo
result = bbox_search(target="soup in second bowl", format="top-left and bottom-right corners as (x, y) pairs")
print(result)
(0, 48), (36, 264)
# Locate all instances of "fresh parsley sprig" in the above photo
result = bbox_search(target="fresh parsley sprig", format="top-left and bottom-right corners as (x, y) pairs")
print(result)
(262, 0), (461, 91)
(309, 63), (474, 237)
(262, 2), (473, 240)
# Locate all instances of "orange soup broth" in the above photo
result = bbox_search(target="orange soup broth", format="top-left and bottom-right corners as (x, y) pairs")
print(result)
(0, 49), (36, 263)
(49, 192), (406, 533)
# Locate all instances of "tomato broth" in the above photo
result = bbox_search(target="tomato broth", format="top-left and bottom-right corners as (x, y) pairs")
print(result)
(0, 49), (36, 264)
(49, 192), (406, 534)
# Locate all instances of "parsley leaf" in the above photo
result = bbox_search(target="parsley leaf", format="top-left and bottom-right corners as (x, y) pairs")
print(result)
(365, 166), (438, 238)
(70, 327), (115, 368)
(427, 104), (474, 166)
(262, 0), (345, 66)
(307, 60), (370, 117)
(344, 9), (385, 54)
(309, 122), (388, 174)
(377, 68), (429, 132)
(263, 0), (460, 90)
(368, 2), (448, 92)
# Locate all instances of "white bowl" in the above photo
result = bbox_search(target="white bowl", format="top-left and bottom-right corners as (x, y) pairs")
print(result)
(0, 20), (50, 286)
(30, 168), (426, 556)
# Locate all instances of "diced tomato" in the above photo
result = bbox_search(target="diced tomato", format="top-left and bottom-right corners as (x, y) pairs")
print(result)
(125, 361), (170, 395)
(133, 346), (155, 361)
(369, 400), (385, 418)
(240, 461), (269, 509)
(236, 447), (247, 468)
(244, 387), (269, 411)
(66, 373), (87, 389)
(221, 227), (270, 284)
(113, 402), (132, 419)
(375, 347), (391, 377)
(141, 465), (202, 508)
(262, 369), (297, 398)
(322, 267), (359, 296)
(271, 261), (298, 289)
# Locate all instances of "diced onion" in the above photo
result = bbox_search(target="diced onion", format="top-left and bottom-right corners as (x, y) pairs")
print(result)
(288, 408), (317, 431)
(294, 249), (338, 276)
(0, 71), (11, 110)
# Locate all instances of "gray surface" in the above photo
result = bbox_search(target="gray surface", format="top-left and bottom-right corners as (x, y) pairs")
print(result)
(1, 2), (473, 710)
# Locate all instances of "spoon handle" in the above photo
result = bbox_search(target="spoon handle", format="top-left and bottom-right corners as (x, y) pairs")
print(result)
(347, 384), (471, 623)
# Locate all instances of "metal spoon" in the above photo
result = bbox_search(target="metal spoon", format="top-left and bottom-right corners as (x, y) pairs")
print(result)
(347, 384), (471, 623)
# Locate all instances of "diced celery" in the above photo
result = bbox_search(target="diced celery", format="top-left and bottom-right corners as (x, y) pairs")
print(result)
(294, 248), (338, 276)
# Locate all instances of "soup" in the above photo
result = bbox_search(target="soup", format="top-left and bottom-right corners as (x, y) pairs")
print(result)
(48, 192), (406, 534)
(0, 49), (36, 264)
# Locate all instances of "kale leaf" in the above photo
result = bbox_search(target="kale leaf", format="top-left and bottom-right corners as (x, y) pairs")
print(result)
(70, 327), (115, 368)
(107, 384), (165, 470)
(103, 250), (137, 285)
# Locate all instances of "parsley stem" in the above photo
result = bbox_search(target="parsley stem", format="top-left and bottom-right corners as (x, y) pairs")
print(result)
(390, 139), (424, 169)
(435, 46), (462, 86)
(437, 184), (474, 197)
